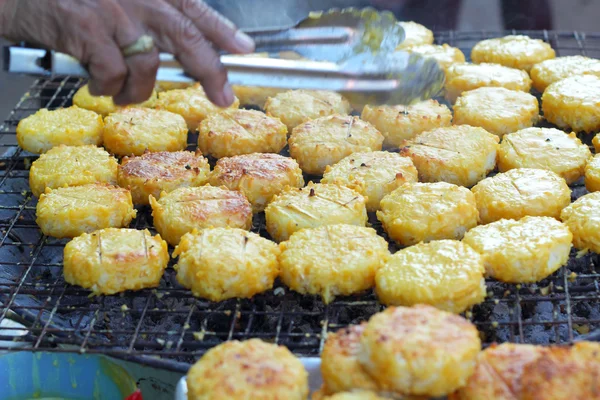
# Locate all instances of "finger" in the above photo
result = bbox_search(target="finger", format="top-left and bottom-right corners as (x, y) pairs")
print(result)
(108, 5), (160, 105)
(174, 25), (233, 107)
(86, 43), (129, 97)
(113, 46), (160, 105)
(167, 0), (254, 54)
(144, 9), (233, 107)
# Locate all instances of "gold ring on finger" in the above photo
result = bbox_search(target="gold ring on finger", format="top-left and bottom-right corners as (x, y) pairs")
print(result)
(121, 35), (155, 57)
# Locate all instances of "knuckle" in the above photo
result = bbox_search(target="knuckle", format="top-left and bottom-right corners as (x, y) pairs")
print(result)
(180, 0), (211, 20)
(176, 17), (200, 45)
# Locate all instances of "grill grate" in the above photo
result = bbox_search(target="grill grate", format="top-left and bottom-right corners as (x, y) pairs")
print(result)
(2, 30), (600, 373)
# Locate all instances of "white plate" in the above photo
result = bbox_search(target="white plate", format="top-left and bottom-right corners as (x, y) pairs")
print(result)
(175, 357), (323, 399)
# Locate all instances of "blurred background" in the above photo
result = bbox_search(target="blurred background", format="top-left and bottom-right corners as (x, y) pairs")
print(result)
(1, 0), (599, 116)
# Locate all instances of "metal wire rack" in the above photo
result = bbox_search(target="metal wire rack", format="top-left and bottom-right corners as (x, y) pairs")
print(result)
(1, 30), (600, 373)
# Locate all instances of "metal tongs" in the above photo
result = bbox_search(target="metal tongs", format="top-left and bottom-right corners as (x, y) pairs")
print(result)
(3, 8), (445, 106)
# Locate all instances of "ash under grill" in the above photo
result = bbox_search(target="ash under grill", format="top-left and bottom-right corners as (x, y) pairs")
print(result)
(1, 30), (600, 373)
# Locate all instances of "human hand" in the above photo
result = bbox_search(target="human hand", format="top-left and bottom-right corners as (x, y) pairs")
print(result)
(0, 0), (255, 106)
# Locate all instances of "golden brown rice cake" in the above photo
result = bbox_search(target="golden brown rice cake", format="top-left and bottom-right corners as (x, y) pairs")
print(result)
(289, 115), (383, 175)
(72, 84), (157, 117)
(29, 144), (118, 197)
(320, 323), (379, 394)
(63, 228), (168, 295)
(561, 191), (600, 253)
(405, 44), (465, 71)
(186, 339), (308, 400)
(375, 240), (485, 313)
(103, 108), (188, 156)
(358, 305), (481, 397)
(585, 154), (600, 192)
(265, 90), (351, 132)
(377, 182), (478, 246)
(520, 342), (600, 400)
(321, 151), (418, 211)
(173, 228), (280, 301)
(197, 109), (287, 159)
(396, 21), (434, 49)
(444, 63), (532, 103)
(530, 55), (600, 92)
(209, 153), (304, 213)
(542, 74), (600, 133)
(471, 168), (571, 224)
(471, 35), (555, 72)
(449, 343), (546, 400)
(117, 150), (210, 205)
(463, 216), (572, 283)
(279, 224), (389, 303)
(400, 125), (499, 187)
(149, 185), (252, 246)
(36, 183), (136, 238)
(498, 127), (592, 184)
(360, 100), (452, 148)
(453, 87), (539, 137)
(16, 106), (103, 154)
(265, 182), (367, 242)
(156, 83), (239, 130)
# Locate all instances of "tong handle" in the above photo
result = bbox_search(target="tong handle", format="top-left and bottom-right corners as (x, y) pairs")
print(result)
(246, 26), (353, 54)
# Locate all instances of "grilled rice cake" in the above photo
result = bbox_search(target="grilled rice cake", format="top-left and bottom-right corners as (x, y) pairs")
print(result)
(103, 107), (188, 156)
(198, 109), (287, 159)
(73, 84), (157, 117)
(520, 341), (600, 400)
(530, 55), (600, 92)
(265, 90), (351, 132)
(498, 127), (592, 184)
(405, 44), (465, 72)
(320, 323), (379, 394)
(471, 35), (555, 72)
(209, 153), (304, 213)
(233, 85), (285, 109)
(321, 392), (399, 400)
(118, 150), (210, 206)
(186, 339), (308, 400)
(173, 228), (280, 302)
(377, 182), (478, 246)
(585, 154), (600, 192)
(264, 182), (367, 242)
(358, 305), (481, 397)
(472, 168), (571, 224)
(321, 151), (418, 212)
(444, 63), (532, 103)
(29, 144), (118, 197)
(453, 87), (539, 138)
(360, 100), (452, 149)
(463, 216), (572, 283)
(542, 74), (600, 133)
(313, 389), (424, 400)
(63, 228), (168, 295)
(149, 185), (252, 246)
(375, 240), (486, 314)
(449, 343), (546, 400)
(594, 132), (600, 153)
(561, 191), (600, 253)
(155, 81), (194, 92)
(16, 106), (104, 154)
(400, 125), (499, 187)
(279, 224), (390, 304)
(395, 21), (434, 49)
(36, 183), (136, 239)
(289, 115), (384, 175)
(156, 83), (240, 130)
